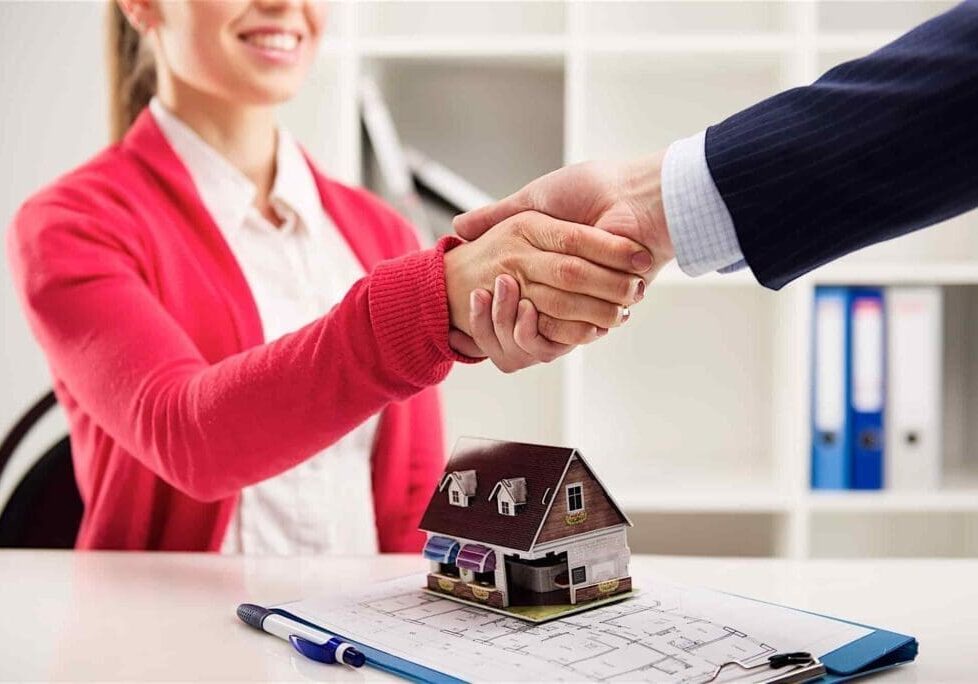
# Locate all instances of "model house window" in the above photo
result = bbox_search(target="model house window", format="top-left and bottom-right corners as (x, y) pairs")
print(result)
(571, 566), (587, 584)
(451, 490), (460, 505)
(500, 501), (511, 515)
(566, 483), (584, 512)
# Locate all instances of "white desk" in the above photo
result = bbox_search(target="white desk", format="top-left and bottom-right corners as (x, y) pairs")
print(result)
(1, 552), (973, 682)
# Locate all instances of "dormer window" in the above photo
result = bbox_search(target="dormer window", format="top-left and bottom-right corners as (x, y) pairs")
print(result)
(439, 470), (477, 507)
(489, 477), (526, 516)
(566, 483), (584, 512)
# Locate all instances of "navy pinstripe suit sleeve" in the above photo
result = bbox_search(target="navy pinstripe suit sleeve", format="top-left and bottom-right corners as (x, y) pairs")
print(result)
(704, 0), (978, 290)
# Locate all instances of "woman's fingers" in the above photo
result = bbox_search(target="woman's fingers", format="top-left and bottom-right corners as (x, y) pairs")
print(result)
(513, 299), (573, 362)
(522, 252), (645, 307)
(467, 289), (505, 362)
(491, 275), (537, 371)
(521, 217), (653, 276)
(522, 281), (630, 330)
(466, 278), (577, 373)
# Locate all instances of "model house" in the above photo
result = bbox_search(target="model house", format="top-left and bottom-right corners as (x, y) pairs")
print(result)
(419, 438), (633, 613)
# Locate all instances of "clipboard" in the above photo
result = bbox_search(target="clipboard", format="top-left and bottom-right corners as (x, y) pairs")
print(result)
(727, 594), (919, 683)
(269, 576), (918, 683)
(821, 624), (918, 682)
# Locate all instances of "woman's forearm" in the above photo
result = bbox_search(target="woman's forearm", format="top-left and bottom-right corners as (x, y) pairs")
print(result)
(10, 202), (466, 501)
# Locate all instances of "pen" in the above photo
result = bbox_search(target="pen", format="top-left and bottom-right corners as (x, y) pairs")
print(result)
(236, 603), (366, 668)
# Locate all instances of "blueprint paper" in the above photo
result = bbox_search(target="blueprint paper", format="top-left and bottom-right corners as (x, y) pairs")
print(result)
(279, 574), (870, 682)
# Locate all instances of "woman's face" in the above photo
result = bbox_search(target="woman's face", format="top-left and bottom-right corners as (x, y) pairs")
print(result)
(151, 0), (326, 106)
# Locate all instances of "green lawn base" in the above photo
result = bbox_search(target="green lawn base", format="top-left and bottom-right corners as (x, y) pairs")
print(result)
(421, 588), (638, 623)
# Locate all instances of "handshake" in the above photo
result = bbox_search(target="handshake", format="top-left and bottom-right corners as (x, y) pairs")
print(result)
(444, 151), (673, 372)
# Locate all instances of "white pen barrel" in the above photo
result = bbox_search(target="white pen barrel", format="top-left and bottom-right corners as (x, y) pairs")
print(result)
(262, 613), (330, 644)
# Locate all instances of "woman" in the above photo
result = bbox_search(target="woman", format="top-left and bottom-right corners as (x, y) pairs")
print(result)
(6, 0), (650, 554)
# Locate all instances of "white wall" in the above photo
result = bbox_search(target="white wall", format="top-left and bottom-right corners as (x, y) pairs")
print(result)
(0, 2), (109, 488)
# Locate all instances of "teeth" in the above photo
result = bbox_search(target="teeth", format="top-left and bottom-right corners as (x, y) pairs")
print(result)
(245, 32), (299, 52)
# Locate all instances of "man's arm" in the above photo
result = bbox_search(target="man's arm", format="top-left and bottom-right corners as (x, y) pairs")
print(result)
(705, 0), (978, 289)
(456, 1), (978, 294)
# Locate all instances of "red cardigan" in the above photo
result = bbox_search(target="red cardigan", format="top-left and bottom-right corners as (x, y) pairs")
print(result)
(7, 110), (468, 552)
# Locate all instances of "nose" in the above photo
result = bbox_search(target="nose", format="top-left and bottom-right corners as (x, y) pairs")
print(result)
(252, 0), (304, 12)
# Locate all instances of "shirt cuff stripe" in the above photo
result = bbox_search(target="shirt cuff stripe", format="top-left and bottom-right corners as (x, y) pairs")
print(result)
(661, 131), (747, 276)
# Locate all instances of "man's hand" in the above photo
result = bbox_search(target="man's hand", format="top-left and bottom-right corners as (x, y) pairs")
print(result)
(453, 152), (675, 280)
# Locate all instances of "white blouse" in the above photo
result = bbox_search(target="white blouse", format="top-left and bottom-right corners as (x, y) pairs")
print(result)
(150, 98), (379, 556)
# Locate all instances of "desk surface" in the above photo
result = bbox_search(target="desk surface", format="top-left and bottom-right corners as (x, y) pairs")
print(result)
(1, 551), (973, 682)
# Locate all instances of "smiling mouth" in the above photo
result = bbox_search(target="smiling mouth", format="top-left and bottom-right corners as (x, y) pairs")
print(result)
(239, 31), (302, 53)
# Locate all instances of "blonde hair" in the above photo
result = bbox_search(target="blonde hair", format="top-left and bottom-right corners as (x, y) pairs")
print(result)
(105, 2), (156, 141)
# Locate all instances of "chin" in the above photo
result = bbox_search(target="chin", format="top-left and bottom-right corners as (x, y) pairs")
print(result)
(237, 78), (306, 107)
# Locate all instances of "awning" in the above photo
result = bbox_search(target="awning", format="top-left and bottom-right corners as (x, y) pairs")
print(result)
(423, 536), (460, 564)
(455, 544), (496, 573)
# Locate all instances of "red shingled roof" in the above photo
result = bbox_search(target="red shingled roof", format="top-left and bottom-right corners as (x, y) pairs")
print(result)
(419, 437), (622, 552)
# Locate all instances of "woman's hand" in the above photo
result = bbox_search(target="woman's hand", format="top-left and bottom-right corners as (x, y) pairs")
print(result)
(443, 210), (650, 347)
(448, 275), (575, 373)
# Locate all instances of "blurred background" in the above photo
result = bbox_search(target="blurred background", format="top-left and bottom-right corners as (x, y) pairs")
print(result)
(2, 0), (977, 559)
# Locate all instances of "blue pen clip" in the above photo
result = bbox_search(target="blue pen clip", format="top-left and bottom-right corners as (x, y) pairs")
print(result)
(289, 634), (366, 668)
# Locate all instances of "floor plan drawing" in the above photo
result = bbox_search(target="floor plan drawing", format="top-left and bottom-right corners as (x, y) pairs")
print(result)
(359, 587), (777, 682)
(282, 575), (870, 682)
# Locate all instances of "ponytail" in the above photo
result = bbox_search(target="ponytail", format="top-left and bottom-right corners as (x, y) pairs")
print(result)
(106, 2), (156, 142)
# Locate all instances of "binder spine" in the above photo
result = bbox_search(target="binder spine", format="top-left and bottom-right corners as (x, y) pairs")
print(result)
(812, 287), (852, 490)
(849, 288), (885, 490)
(885, 287), (943, 490)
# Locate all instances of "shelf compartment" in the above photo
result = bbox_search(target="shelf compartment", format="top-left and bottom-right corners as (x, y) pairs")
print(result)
(357, 1), (566, 38)
(358, 36), (567, 59)
(803, 286), (978, 495)
(809, 262), (978, 286)
(627, 512), (791, 557)
(578, 1), (795, 37)
(810, 510), (978, 558)
(572, 287), (782, 495)
(815, 32), (901, 53)
(617, 487), (791, 513)
(940, 287), (978, 485)
(817, 1), (956, 35)
(579, 52), (784, 160)
(440, 362), (565, 454)
(583, 34), (792, 54)
(807, 491), (978, 513)
(361, 55), (564, 235)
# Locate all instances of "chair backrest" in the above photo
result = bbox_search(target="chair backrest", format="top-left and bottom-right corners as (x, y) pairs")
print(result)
(0, 391), (82, 548)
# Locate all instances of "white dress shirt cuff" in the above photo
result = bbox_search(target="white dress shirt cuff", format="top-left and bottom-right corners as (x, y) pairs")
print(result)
(661, 130), (746, 276)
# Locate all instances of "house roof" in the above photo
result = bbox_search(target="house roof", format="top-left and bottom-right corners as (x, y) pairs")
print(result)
(418, 437), (627, 552)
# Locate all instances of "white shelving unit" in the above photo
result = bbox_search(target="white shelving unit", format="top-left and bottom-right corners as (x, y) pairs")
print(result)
(286, 0), (976, 559)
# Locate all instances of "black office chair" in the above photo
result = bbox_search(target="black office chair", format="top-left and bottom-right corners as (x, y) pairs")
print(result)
(0, 390), (82, 548)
